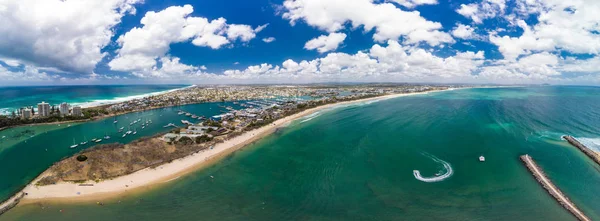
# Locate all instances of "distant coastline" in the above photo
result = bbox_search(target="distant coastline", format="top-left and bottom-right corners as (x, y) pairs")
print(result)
(72, 85), (196, 109)
(0, 85), (192, 116)
(0, 85), (194, 132)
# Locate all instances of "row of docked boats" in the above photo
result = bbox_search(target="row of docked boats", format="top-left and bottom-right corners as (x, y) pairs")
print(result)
(178, 110), (206, 120)
(69, 135), (111, 149)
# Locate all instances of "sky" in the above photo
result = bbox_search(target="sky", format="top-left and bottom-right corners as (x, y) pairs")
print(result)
(1, 0), (600, 86)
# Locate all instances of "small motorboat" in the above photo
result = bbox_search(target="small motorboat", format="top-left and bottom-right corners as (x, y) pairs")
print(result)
(479, 156), (485, 162)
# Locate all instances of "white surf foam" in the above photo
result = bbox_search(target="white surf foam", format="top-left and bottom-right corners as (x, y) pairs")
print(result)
(413, 153), (454, 183)
(0, 108), (12, 116)
(574, 137), (600, 152)
(71, 85), (196, 108)
(299, 112), (321, 123)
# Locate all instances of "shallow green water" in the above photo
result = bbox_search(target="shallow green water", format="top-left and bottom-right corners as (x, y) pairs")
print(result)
(0, 101), (242, 202)
(3, 86), (600, 221)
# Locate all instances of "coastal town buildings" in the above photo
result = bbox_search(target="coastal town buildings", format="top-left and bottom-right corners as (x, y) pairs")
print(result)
(37, 102), (50, 117)
(72, 106), (82, 117)
(59, 102), (69, 116)
(21, 108), (32, 119)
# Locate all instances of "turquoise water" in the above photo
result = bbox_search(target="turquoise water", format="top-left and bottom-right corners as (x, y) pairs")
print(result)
(2, 86), (600, 220)
(0, 101), (244, 202)
(0, 85), (187, 115)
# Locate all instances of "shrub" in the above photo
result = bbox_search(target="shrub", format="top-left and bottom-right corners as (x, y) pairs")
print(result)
(195, 135), (212, 143)
(178, 136), (194, 145)
(77, 155), (88, 162)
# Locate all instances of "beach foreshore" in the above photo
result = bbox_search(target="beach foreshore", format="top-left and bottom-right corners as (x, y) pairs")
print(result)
(16, 89), (453, 205)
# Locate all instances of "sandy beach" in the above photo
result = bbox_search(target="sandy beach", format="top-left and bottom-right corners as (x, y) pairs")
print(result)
(18, 89), (452, 204)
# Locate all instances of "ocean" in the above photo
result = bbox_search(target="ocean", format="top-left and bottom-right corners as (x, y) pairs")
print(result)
(0, 85), (189, 115)
(1, 86), (600, 220)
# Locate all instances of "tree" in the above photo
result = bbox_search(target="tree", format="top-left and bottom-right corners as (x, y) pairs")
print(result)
(178, 136), (194, 145)
(195, 135), (212, 143)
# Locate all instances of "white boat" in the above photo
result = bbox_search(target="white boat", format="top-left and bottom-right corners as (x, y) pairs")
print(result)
(70, 139), (78, 149)
(479, 156), (485, 162)
(133, 130), (137, 135)
(122, 133), (127, 138)
(126, 130), (132, 134)
(95, 139), (102, 143)
(104, 135), (110, 140)
(142, 126), (145, 129)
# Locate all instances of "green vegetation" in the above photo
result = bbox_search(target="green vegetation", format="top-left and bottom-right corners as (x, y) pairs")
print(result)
(0, 115), (89, 128)
(195, 135), (213, 143)
(76, 155), (88, 162)
(204, 120), (222, 127)
(0, 107), (112, 129)
(177, 136), (194, 145)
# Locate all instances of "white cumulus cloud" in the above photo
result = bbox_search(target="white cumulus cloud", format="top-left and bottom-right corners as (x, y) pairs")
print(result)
(262, 37), (276, 43)
(281, 0), (454, 46)
(304, 33), (347, 53)
(108, 4), (262, 77)
(0, 0), (142, 73)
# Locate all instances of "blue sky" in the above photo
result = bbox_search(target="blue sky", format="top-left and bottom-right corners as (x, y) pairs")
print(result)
(1, 0), (600, 85)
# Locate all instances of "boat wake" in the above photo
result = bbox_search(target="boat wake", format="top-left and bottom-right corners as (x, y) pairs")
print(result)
(413, 153), (454, 183)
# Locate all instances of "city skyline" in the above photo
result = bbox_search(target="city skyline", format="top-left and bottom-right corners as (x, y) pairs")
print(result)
(1, 0), (600, 86)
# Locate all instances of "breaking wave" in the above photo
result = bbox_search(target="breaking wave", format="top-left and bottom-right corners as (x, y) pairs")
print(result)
(72, 85), (195, 108)
(0, 108), (12, 116)
(413, 153), (454, 183)
(573, 137), (600, 152)
(300, 112), (321, 123)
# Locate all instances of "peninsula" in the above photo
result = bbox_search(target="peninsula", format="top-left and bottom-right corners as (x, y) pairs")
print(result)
(7, 85), (454, 205)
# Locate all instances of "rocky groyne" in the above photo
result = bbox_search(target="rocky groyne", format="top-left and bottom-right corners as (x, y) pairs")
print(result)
(520, 154), (591, 221)
(563, 135), (600, 166)
(0, 192), (25, 216)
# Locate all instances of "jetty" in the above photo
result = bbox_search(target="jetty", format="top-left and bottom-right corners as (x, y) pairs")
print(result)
(562, 135), (600, 166)
(520, 155), (591, 221)
(0, 192), (25, 216)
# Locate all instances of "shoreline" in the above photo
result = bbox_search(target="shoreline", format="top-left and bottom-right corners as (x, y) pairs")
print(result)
(18, 89), (453, 205)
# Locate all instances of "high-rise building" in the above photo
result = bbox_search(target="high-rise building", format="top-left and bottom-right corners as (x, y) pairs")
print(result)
(21, 108), (32, 119)
(72, 106), (82, 117)
(59, 102), (69, 116)
(37, 102), (50, 117)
